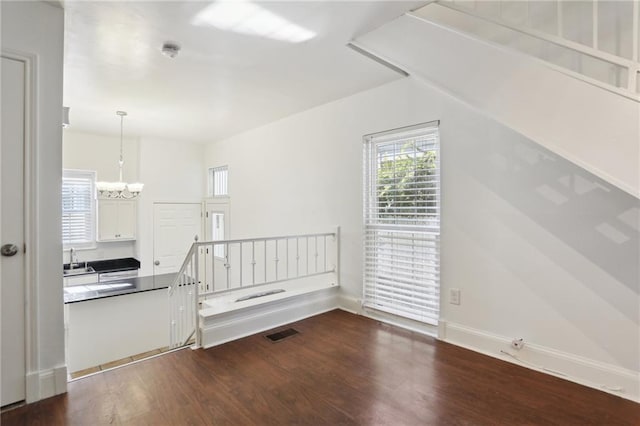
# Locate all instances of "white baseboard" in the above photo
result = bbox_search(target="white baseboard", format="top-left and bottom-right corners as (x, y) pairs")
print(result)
(26, 365), (67, 403)
(200, 287), (339, 349)
(336, 293), (361, 314)
(441, 320), (640, 403)
(336, 296), (639, 403)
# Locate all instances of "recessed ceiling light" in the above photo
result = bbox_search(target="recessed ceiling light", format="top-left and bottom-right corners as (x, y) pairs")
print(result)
(161, 42), (181, 58)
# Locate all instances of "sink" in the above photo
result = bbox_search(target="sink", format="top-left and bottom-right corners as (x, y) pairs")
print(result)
(63, 266), (96, 276)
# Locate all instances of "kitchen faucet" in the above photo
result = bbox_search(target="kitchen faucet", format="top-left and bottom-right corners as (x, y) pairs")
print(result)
(69, 247), (78, 269)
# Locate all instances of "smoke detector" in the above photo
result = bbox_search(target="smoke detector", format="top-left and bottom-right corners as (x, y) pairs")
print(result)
(161, 42), (181, 58)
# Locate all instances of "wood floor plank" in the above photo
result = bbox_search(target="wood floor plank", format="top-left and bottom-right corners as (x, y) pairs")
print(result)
(2, 310), (639, 425)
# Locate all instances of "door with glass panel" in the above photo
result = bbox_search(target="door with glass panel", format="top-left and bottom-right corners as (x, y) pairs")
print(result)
(203, 200), (230, 293)
(363, 122), (440, 325)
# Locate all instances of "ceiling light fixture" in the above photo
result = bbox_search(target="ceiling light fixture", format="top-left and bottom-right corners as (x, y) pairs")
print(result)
(161, 41), (181, 58)
(191, 1), (316, 44)
(96, 111), (144, 199)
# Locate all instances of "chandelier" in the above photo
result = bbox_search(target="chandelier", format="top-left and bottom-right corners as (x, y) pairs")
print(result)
(96, 111), (144, 199)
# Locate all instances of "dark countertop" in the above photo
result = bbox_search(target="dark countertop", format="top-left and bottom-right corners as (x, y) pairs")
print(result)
(64, 273), (175, 304)
(64, 257), (140, 274)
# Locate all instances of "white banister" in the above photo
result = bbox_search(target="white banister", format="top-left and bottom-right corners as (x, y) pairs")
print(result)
(434, 0), (640, 98)
(167, 229), (340, 349)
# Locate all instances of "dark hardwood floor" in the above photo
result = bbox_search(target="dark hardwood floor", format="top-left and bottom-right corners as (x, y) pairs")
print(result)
(2, 310), (639, 425)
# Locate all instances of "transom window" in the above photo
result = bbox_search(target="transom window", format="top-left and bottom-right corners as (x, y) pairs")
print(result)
(208, 166), (228, 197)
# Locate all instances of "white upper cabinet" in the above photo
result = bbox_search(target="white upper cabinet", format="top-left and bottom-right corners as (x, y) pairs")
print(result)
(97, 199), (136, 241)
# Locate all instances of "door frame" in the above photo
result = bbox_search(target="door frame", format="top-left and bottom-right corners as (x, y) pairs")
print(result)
(1, 49), (39, 404)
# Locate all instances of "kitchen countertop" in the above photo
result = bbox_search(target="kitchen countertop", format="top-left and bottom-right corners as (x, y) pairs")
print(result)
(64, 273), (177, 304)
(64, 257), (140, 274)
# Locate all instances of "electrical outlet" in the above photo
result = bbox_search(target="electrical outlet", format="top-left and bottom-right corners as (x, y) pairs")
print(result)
(450, 288), (461, 305)
(511, 338), (525, 350)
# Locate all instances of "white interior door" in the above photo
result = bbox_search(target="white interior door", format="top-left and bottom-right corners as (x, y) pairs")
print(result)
(204, 200), (230, 292)
(1, 56), (26, 407)
(153, 203), (202, 275)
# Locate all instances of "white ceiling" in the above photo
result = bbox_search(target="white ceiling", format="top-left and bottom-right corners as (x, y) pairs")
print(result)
(63, 1), (426, 143)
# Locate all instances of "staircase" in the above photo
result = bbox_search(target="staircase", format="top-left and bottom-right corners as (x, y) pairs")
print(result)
(352, 0), (640, 198)
(429, 0), (639, 98)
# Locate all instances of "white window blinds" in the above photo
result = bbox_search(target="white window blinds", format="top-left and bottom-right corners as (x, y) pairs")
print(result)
(363, 122), (440, 325)
(62, 169), (96, 248)
(209, 166), (228, 197)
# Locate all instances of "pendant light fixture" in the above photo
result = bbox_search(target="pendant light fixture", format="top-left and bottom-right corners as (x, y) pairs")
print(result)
(96, 111), (144, 199)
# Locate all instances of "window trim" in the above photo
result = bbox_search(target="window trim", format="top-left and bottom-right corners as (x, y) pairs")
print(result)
(362, 121), (441, 325)
(62, 169), (97, 250)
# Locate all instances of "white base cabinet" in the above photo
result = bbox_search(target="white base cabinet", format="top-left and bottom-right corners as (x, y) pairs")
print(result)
(65, 290), (168, 372)
(97, 199), (136, 241)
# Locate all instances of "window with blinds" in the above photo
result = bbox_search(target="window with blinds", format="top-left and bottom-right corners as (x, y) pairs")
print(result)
(62, 169), (96, 248)
(363, 122), (440, 325)
(208, 166), (228, 197)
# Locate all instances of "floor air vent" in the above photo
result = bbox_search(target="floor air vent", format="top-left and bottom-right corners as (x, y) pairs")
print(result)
(265, 328), (299, 342)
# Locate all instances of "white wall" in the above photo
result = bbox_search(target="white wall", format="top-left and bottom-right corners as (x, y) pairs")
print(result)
(205, 77), (639, 399)
(137, 137), (205, 277)
(1, 0), (66, 401)
(62, 130), (138, 261)
(63, 130), (139, 183)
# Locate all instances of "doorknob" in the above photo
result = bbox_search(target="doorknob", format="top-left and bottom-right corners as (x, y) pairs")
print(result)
(1, 244), (19, 257)
(154, 260), (160, 266)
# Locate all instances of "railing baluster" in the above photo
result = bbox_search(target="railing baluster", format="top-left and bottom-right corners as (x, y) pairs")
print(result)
(557, 0), (563, 38)
(169, 283), (175, 348)
(275, 239), (279, 281)
(214, 243), (216, 292)
(239, 242), (243, 287)
(252, 241), (256, 285)
(187, 256), (191, 340)
(324, 235), (327, 273)
(592, 0), (598, 50)
(315, 236), (318, 273)
(180, 271), (185, 346)
(226, 243), (230, 289)
(633, 0), (639, 63)
(192, 251), (197, 343)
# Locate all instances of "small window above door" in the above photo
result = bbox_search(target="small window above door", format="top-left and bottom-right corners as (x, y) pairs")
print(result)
(208, 166), (228, 197)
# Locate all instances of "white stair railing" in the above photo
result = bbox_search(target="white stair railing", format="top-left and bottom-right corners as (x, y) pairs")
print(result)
(168, 228), (340, 349)
(431, 0), (640, 100)
(168, 245), (199, 349)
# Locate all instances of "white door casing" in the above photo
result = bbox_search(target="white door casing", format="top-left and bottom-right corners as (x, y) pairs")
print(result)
(153, 203), (202, 276)
(1, 55), (26, 407)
